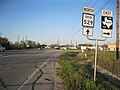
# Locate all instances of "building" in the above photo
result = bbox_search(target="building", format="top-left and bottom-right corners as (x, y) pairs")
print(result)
(108, 44), (120, 51)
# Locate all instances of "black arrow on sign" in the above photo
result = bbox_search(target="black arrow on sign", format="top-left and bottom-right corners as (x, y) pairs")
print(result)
(86, 29), (90, 35)
(103, 32), (110, 35)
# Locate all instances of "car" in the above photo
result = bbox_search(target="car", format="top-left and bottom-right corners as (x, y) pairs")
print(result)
(0, 45), (5, 52)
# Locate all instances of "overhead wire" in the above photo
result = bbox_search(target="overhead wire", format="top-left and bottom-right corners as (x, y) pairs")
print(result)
(60, 0), (100, 44)
(60, 0), (88, 39)
(61, 0), (112, 44)
(60, 0), (96, 43)
(60, 0), (89, 43)
(71, 0), (88, 28)
(92, 0), (99, 7)
(87, 0), (92, 6)
(95, 0), (111, 15)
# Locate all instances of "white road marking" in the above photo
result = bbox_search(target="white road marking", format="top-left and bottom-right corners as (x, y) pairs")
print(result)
(17, 59), (50, 90)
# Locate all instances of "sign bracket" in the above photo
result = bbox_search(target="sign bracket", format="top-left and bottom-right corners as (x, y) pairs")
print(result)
(87, 36), (106, 41)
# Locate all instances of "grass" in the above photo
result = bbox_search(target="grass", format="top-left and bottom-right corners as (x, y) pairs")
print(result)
(76, 50), (120, 77)
(57, 51), (120, 90)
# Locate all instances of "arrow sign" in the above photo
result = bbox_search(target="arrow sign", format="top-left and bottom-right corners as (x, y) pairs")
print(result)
(102, 30), (112, 38)
(82, 27), (93, 36)
(103, 32), (110, 35)
(86, 29), (90, 34)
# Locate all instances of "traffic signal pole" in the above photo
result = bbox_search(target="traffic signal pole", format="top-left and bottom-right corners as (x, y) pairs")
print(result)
(116, 0), (119, 60)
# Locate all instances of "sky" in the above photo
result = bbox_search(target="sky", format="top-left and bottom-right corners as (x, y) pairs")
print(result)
(0, 0), (117, 45)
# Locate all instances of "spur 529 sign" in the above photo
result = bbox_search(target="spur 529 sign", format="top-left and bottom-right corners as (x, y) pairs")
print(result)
(82, 13), (95, 28)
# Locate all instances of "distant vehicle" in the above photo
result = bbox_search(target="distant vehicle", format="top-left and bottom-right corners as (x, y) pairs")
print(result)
(54, 46), (60, 50)
(38, 47), (43, 50)
(0, 45), (5, 52)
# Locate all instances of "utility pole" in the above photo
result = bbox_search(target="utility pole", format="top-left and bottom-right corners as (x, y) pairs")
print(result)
(18, 35), (19, 43)
(57, 37), (59, 45)
(71, 40), (72, 46)
(0, 32), (2, 37)
(23, 37), (24, 43)
(26, 36), (28, 44)
(116, 0), (119, 60)
(76, 40), (77, 47)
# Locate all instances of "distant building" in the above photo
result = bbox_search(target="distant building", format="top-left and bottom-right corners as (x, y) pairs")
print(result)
(80, 46), (103, 52)
(68, 46), (77, 50)
(108, 44), (120, 51)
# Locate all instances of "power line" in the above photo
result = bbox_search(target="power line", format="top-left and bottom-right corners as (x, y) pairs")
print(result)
(61, 0), (112, 44)
(71, 0), (88, 28)
(61, 28), (82, 43)
(95, 0), (111, 15)
(61, 0), (88, 39)
(87, 0), (92, 6)
(92, 0), (99, 7)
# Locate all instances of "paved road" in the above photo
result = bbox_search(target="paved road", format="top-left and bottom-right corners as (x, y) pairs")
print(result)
(0, 49), (63, 90)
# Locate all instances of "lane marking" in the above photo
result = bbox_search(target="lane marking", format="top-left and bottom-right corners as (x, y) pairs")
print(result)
(17, 59), (50, 90)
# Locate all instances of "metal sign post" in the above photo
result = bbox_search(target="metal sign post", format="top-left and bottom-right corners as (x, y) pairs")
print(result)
(87, 36), (106, 82)
(94, 39), (97, 82)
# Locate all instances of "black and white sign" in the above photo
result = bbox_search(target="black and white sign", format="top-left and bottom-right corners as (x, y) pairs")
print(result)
(83, 6), (95, 14)
(82, 13), (95, 28)
(102, 10), (112, 17)
(82, 27), (93, 36)
(101, 16), (113, 29)
(102, 29), (112, 38)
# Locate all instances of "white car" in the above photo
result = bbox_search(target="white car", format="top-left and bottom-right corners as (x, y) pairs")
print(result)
(0, 45), (5, 52)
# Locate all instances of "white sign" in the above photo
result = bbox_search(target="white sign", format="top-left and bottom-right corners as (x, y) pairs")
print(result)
(101, 16), (113, 29)
(102, 29), (112, 38)
(83, 6), (95, 14)
(82, 27), (93, 36)
(82, 13), (95, 28)
(102, 10), (112, 16)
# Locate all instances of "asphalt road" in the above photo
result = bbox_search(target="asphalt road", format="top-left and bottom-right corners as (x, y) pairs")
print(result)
(0, 49), (63, 90)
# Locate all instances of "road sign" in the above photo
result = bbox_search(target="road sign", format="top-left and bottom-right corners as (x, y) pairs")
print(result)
(102, 10), (112, 17)
(82, 27), (93, 36)
(102, 29), (112, 38)
(82, 13), (95, 28)
(83, 6), (95, 14)
(101, 16), (113, 29)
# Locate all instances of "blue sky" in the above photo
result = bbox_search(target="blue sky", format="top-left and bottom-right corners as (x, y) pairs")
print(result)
(0, 0), (117, 45)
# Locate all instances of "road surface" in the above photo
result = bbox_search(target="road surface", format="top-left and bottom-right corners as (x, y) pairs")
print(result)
(0, 49), (64, 90)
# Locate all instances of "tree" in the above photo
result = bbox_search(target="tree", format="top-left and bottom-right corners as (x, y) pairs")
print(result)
(0, 37), (12, 49)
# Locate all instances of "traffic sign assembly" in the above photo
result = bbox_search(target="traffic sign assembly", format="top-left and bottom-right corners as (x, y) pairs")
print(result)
(82, 7), (113, 82)
(82, 13), (95, 28)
